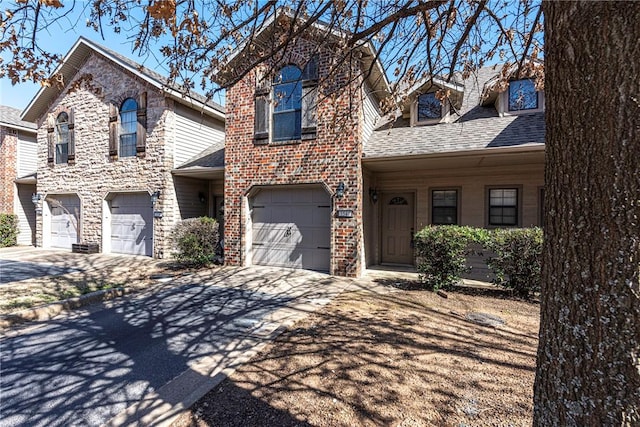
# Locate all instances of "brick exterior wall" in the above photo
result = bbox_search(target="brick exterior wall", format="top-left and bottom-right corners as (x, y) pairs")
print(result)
(223, 36), (365, 277)
(33, 53), (179, 256)
(0, 127), (18, 213)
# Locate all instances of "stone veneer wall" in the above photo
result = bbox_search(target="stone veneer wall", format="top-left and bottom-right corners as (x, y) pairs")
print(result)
(223, 36), (365, 277)
(34, 53), (178, 256)
(0, 127), (18, 213)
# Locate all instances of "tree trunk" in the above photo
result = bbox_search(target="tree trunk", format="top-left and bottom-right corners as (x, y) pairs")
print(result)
(534, 2), (640, 425)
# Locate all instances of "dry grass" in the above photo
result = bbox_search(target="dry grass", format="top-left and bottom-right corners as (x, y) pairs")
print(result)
(0, 252), (201, 315)
(176, 287), (539, 427)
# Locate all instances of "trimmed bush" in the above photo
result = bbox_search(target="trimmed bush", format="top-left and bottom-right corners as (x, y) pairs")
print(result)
(414, 225), (488, 291)
(170, 217), (219, 266)
(485, 227), (543, 298)
(0, 214), (18, 247)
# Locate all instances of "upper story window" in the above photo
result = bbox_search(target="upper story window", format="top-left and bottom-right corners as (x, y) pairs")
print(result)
(254, 57), (318, 144)
(273, 65), (302, 142)
(47, 108), (75, 166)
(508, 79), (538, 111)
(119, 98), (138, 157)
(55, 112), (69, 164)
(417, 93), (442, 121)
(109, 93), (147, 158)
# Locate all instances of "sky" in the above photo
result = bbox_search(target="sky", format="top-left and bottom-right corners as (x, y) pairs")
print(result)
(0, 1), (540, 114)
(0, 6), (186, 112)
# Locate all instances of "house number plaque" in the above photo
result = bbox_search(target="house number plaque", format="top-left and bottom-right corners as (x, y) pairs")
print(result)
(336, 209), (354, 218)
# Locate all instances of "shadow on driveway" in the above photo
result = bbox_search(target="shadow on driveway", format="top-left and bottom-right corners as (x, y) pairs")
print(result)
(0, 266), (346, 427)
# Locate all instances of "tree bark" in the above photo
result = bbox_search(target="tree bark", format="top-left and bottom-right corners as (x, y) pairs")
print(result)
(534, 2), (640, 425)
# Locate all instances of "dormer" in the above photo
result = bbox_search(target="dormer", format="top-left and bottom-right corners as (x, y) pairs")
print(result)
(481, 62), (545, 116)
(403, 78), (464, 126)
(494, 78), (545, 116)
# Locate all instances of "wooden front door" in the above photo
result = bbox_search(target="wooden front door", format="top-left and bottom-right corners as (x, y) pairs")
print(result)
(381, 192), (415, 265)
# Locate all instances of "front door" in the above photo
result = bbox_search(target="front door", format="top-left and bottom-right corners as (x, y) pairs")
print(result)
(381, 192), (415, 265)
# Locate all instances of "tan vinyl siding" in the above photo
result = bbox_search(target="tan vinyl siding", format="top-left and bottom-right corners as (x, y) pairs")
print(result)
(173, 176), (209, 220)
(372, 163), (543, 228)
(17, 132), (37, 177)
(173, 104), (224, 168)
(364, 161), (543, 266)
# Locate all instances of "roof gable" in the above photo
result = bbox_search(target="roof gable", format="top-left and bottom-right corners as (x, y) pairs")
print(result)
(21, 37), (225, 123)
(216, 8), (391, 100)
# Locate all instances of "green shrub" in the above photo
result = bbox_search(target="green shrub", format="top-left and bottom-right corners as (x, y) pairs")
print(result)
(414, 225), (488, 291)
(170, 217), (219, 266)
(485, 227), (543, 298)
(0, 214), (18, 247)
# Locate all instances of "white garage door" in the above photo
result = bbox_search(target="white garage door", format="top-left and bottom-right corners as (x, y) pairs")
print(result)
(49, 194), (80, 249)
(251, 186), (330, 272)
(110, 193), (153, 256)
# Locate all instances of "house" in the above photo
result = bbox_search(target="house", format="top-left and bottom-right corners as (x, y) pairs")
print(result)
(0, 106), (38, 245)
(217, 12), (544, 277)
(19, 14), (544, 277)
(20, 37), (225, 257)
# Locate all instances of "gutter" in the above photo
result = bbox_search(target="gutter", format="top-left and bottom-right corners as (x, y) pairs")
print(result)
(362, 144), (545, 164)
(0, 122), (37, 133)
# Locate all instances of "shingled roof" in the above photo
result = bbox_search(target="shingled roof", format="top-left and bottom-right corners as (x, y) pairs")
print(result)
(0, 105), (36, 132)
(21, 37), (225, 123)
(175, 141), (225, 170)
(364, 65), (545, 159)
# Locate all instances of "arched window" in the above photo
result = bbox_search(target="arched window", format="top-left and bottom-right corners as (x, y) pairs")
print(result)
(119, 98), (138, 157)
(272, 65), (302, 141)
(55, 112), (69, 164)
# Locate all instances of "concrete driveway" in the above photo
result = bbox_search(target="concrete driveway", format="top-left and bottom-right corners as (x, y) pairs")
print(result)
(0, 258), (355, 427)
(0, 246), (163, 285)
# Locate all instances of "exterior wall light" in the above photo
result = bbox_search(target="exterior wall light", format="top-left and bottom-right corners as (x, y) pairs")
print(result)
(336, 182), (345, 198)
(31, 193), (42, 206)
(150, 190), (161, 206)
(369, 188), (378, 203)
(198, 192), (206, 204)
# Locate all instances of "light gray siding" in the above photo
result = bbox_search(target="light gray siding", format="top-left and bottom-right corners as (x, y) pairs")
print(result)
(173, 104), (225, 168)
(17, 132), (37, 177)
(362, 83), (381, 144)
(15, 183), (36, 245)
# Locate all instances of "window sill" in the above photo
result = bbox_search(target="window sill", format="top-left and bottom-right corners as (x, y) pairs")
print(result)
(502, 108), (544, 117)
(269, 139), (303, 146)
(254, 136), (317, 146)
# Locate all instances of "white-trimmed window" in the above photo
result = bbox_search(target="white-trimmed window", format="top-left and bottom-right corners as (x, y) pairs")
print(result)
(55, 112), (70, 164)
(488, 188), (519, 226)
(508, 79), (538, 111)
(411, 91), (448, 126)
(119, 98), (138, 157)
(499, 78), (545, 116)
(255, 57), (318, 144)
(272, 65), (302, 141)
(47, 109), (75, 165)
(432, 189), (459, 225)
(108, 93), (147, 158)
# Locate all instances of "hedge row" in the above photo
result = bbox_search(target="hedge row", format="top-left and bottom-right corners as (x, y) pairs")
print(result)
(0, 214), (18, 248)
(414, 225), (543, 298)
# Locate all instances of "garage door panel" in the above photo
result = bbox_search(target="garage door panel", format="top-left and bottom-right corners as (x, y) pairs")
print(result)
(251, 186), (330, 272)
(312, 207), (331, 227)
(110, 193), (153, 257)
